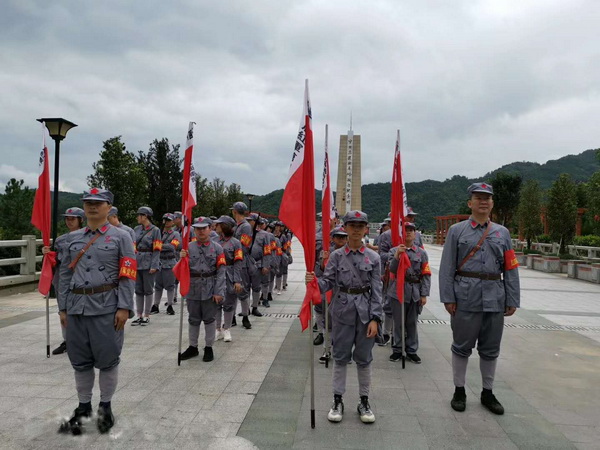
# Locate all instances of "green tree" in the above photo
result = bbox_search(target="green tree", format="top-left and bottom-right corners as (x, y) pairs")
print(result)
(489, 172), (522, 228)
(0, 179), (36, 240)
(587, 171), (600, 235)
(138, 138), (182, 219)
(517, 180), (543, 249)
(88, 136), (148, 226)
(546, 174), (577, 253)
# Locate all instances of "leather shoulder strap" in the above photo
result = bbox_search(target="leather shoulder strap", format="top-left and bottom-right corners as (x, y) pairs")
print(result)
(456, 223), (492, 272)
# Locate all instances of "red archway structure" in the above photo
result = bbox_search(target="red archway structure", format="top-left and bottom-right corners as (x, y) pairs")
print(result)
(435, 214), (470, 244)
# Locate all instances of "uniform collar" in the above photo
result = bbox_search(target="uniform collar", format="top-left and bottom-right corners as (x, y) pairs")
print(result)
(407, 244), (418, 252)
(197, 240), (211, 247)
(343, 244), (366, 254)
(144, 224), (152, 230)
(469, 217), (489, 229)
(85, 223), (110, 234)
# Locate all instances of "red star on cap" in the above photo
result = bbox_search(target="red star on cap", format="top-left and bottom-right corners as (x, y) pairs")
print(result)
(355, 212), (361, 217)
(481, 183), (487, 188)
(90, 188), (99, 194)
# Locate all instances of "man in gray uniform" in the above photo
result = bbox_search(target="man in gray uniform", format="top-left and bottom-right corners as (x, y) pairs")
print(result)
(387, 222), (431, 363)
(132, 207), (161, 326)
(42, 207), (85, 355)
(107, 207), (135, 242)
(231, 202), (259, 317)
(151, 213), (181, 315)
(179, 217), (226, 362)
(306, 211), (383, 424)
(246, 214), (273, 309)
(439, 182), (520, 415)
(58, 188), (135, 435)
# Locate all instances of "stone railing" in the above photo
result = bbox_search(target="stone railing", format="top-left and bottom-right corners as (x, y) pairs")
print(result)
(512, 240), (600, 261)
(0, 235), (44, 288)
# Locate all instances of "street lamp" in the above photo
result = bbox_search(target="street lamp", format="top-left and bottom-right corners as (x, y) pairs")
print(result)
(246, 194), (255, 213)
(36, 118), (77, 249)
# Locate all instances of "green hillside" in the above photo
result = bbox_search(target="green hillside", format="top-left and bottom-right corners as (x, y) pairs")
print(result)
(251, 149), (600, 231)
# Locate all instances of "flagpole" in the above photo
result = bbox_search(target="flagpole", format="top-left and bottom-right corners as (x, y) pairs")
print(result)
(323, 124), (331, 369)
(177, 296), (185, 366)
(309, 297), (315, 429)
(45, 294), (50, 358)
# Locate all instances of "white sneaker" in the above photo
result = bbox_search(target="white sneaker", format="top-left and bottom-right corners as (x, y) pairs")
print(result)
(328, 395), (344, 422)
(223, 329), (232, 342)
(216, 328), (224, 341)
(276, 289), (282, 295)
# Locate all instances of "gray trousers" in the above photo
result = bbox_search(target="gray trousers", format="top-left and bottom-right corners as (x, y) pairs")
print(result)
(331, 306), (375, 366)
(251, 267), (270, 295)
(391, 300), (419, 354)
(216, 291), (237, 329)
(135, 269), (155, 295)
(450, 310), (504, 360)
(155, 267), (176, 291)
(187, 298), (218, 347)
(66, 313), (124, 372)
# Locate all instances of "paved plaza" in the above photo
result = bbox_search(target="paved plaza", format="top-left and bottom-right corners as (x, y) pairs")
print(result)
(0, 241), (599, 449)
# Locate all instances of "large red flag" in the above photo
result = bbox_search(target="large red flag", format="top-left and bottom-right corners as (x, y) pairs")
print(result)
(31, 124), (56, 295)
(279, 80), (320, 331)
(320, 124), (335, 304)
(390, 130), (410, 303)
(173, 122), (197, 297)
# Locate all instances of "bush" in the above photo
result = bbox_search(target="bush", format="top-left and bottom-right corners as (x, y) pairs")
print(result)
(557, 253), (578, 260)
(573, 235), (600, 247)
(536, 234), (552, 243)
(523, 249), (543, 255)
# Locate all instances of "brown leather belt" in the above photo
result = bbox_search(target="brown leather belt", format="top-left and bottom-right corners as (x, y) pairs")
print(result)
(160, 254), (176, 259)
(71, 283), (117, 295)
(190, 270), (217, 278)
(339, 286), (371, 295)
(406, 277), (421, 284)
(137, 248), (153, 253)
(456, 271), (502, 281)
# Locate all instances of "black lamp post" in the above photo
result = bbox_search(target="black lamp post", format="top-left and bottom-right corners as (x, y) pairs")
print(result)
(247, 194), (255, 214)
(36, 118), (77, 249)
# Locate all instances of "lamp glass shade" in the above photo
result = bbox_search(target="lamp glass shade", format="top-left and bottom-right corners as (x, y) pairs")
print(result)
(37, 118), (78, 140)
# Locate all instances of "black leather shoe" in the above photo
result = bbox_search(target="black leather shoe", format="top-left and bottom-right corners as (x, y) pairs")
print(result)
(252, 307), (263, 317)
(389, 352), (402, 362)
(313, 333), (324, 346)
(481, 389), (504, 415)
(313, 323), (318, 333)
(267, 293), (273, 301)
(231, 316), (237, 327)
(451, 387), (466, 412)
(242, 316), (252, 329)
(97, 403), (114, 434)
(407, 353), (422, 364)
(52, 341), (67, 355)
(203, 346), (214, 362)
(263, 300), (270, 308)
(180, 346), (199, 360)
(150, 304), (159, 315)
(166, 305), (175, 315)
(59, 405), (92, 435)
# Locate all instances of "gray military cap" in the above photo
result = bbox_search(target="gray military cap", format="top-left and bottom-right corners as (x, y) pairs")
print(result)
(108, 206), (119, 217)
(192, 216), (212, 228)
(468, 182), (494, 196)
(214, 215), (236, 227)
(330, 226), (348, 237)
(404, 221), (417, 230)
(82, 188), (114, 204)
(406, 206), (418, 216)
(62, 207), (85, 218)
(137, 206), (153, 217)
(246, 213), (259, 222)
(162, 213), (175, 221)
(174, 211), (183, 218)
(343, 210), (369, 224)
(230, 201), (248, 213)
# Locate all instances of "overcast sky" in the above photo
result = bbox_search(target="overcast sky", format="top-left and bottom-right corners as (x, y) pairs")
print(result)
(1, 0), (598, 196)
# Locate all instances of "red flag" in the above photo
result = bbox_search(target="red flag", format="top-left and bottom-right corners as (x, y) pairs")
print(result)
(173, 122), (197, 297)
(279, 80), (320, 331)
(321, 124), (335, 304)
(31, 124), (56, 295)
(390, 130), (410, 303)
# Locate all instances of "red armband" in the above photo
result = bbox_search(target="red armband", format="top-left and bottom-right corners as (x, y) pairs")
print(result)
(119, 257), (137, 280)
(216, 253), (226, 268)
(240, 234), (251, 247)
(276, 247), (283, 256)
(421, 262), (432, 276)
(191, 237), (197, 243)
(263, 244), (272, 255)
(234, 248), (243, 261)
(170, 239), (180, 247)
(153, 239), (163, 251)
(504, 249), (519, 270)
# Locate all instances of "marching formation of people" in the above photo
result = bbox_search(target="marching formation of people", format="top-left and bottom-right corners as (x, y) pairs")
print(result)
(46, 179), (519, 434)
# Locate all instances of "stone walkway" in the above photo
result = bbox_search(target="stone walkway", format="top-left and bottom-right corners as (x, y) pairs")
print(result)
(0, 242), (599, 449)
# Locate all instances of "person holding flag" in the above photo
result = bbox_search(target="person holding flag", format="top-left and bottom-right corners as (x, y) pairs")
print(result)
(57, 188), (136, 435)
(305, 211), (382, 424)
(387, 221), (431, 363)
(41, 207), (85, 355)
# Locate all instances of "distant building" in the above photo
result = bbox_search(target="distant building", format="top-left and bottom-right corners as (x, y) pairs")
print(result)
(335, 120), (361, 215)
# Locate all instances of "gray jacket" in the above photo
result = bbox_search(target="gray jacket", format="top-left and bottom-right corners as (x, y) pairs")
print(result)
(187, 240), (226, 301)
(317, 244), (383, 325)
(58, 223), (135, 316)
(159, 228), (182, 269)
(219, 236), (244, 294)
(387, 245), (431, 302)
(439, 218), (520, 312)
(134, 224), (162, 271)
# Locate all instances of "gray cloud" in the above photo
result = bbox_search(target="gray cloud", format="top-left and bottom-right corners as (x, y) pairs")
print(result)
(1, 0), (598, 196)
